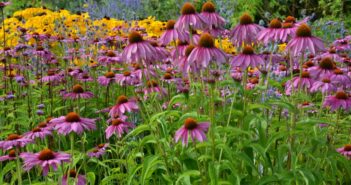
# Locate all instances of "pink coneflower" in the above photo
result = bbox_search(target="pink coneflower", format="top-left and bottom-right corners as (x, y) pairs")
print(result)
(319, 47), (343, 63)
(52, 112), (96, 135)
(98, 50), (122, 65)
(41, 69), (62, 83)
(286, 24), (325, 57)
(109, 95), (139, 117)
(230, 13), (263, 47)
(0, 150), (17, 162)
(115, 71), (138, 86)
(105, 119), (135, 139)
(87, 144), (109, 158)
(323, 91), (351, 111)
(279, 22), (297, 42)
(308, 57), (336, 79)
(0, 134), (32, 150)
(78, 73), (94, 82)
(257, 18), (284, 44)
(200, 2), (226, 29)
(171, 40), (189, 59)
(175, 2), (206, 31)
(187, 33), (226, 69)
(143, 80), (167, 98)
(149, 41), (170, 61)
(97, 71), (117, 86)
(121, 31), (157, 63)
(21, 148), (70, 176)
(337, 144), (351, 158)
(0, 2), (11, 7)
(231, 45), (264, 69)
(62, 169), (86, 185)
(331, 68), (351, 88)
(23, 127), (52, 140)
(285, 71), (314, 95)
(310, 76), (337, 94)
(64, 84), (94, 99)
(159, 20), (188, 46)
(174, 118), (210, 146)
(174, 45), (194, 74)
(332, 39), (350, 52)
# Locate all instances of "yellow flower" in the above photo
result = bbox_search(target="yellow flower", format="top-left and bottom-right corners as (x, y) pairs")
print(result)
(278, 43), (287, 52)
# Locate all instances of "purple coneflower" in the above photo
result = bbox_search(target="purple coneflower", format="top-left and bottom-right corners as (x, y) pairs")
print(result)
(21, 148), (70, 176)
(159, 20), (188, 46)
(78, 73), (94, 82)
(174, 45), (194, 74)
(62, 169), (86, 185)
(41, 69), (62, 83)
(115, 71), (138, 86)
(310, 76), (337, 94)
(23, 127), (52, 140)
(105, 119), (135, 139)
(121, 31), (157, 63)
(308, 57), (335, 79)
(200, 2), (226, 29)
(286, 24), (325, 57)
(0, 134), (32, 150)
(230, 13), (263, 47)
(64, 84), (94, 99)
(52, 112), (96, 135)
(337, 144), (351, 158)
(175, 2), (206, 31)
(87, 144), (109, 158)
(331, 68), (351, 88)
(319, 47), (343, 63)
(171, 40), (189, 59)
(109, 95), (139, 116)
(231, 45), (264, 69)
(97, 71), (117, 86)
(0, 150), (17, 162)
(187, 33), (227, 69)
(257, 18), (284, 44)
(323, 91), (351, 111)
(174, 118), (210, 146)
(285, 71), (314, 95)
(143, 80), (167, 98)
(98, 50), (122, 65)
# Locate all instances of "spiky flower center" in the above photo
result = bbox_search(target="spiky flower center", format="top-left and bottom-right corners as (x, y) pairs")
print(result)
(242, 45), (254, 55)
(198, 33), (214, 48)
(38, 149), (55, 161)
(47, 69), (55, 76)
(250, 77), (259, 84)
(177, 40), (188, 46)
(329, 48), (336, 54)
(123, 71), (131, 77)
(92, 149), (99, 153)
(166, 20), (176, 30)
(301, 71), (310, 78)
(106, 50), (116, 57)
(239, 13), (253, 25)
(302, 101), (310, 106)
(334, 68), (343, 75)
(202, 2), (216, 13)
(147, 80), (159, 88)
(282, 22), (293, 28)
(117, 95), (128, 104)
(8, 150), (16, 157)
(72, 84), (84, 93)
(38, 122), (47, 128)
(164, 73), (172, 80)
(279, 65), (287, 71)
(128, 31), (143, 44)
(181, 3), (196, 15)
(269, 19), (282, 28)
(296, 24), (311, 37)
(65, 112), (81, 122)
(104, 71), (115, 78)
(319, 57), (334, 70)
(112, 119), (123, 126)
(32, 127), (42, 132)
(304, 61), (314, 68)
(335, 91), (348, 100)
(69, 169), (77, 178)
(7, 134), (21, 141)
(184, 118), (198, 130)
(185, 45), (195, 57)
(285, 16), (296, 23)
(344, 144), (351, 151)
(322, 78), (331, 83)
(98, 144), (105, 148)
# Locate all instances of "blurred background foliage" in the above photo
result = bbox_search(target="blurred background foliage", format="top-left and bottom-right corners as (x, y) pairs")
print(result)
(2, 0), (351, 36)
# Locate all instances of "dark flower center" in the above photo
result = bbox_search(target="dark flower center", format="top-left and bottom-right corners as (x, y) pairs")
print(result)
(181, 3), (196, 15)
(82, 74), (90, 79)
(269, 19), (282, 29)
(329, 48), (336, 54)
(302, 101), (310, 106)
(150, 41), (158, 47)
(334, 68), (343, 75)
(163, 73), (172, 79)
(104, 72), (115, 78)
(198, 33), (214, 48)
(319, 57), (334, 70)
(249, 77), (259, 84)
(147, 80), (159, 88)
(285, 16), (296, 23)
(133, 64), (141, 70)
(38, 122), (47, 128)
(282, 22), (293, 28)
(98, 144), (105, 148)
(117, 95), (128, 104)
(184, 118), (198, 130)
(69, 169), (77, 178)
(335, 91), (348, 100)
(166, 20), (176, 30)
(106, 51), (116, 57)
(344, 144), (351, 151)
(239, 13), (253, 25)
(279, 65), (287, 71)
(242, 45), (254, 55)
(32, 127), (42, 132)
(296, 24), (312, 37)
(92, 149), (99, 153)
(7, 134), (21, 141)
(47, 69), (55, 76)
(185, 45), (195, 57)
(322, 78), (331, 83)
(128, 31), (143, 44)
(202, 2), (216, 13)
(8, 150), (16, 157)
(72, 84), (84, 93)
(301, 71), (310, 78)
(46, 117), (53, 123)
(123, 71), (131, 76)
(177, 40), (188, 46)
(304, 61), (314, 68)
(112, 119), (123, 126)
(38, 149), (55, 161)
(36, 46), (44, 51)
(65, 112), (81, 122)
